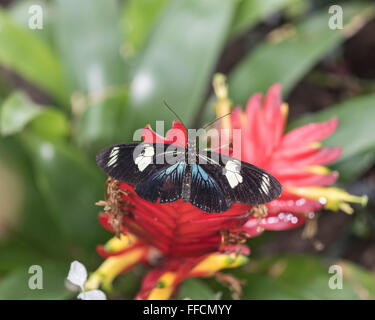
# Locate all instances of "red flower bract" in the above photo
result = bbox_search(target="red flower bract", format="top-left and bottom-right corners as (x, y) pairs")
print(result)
(114, 183), (250, 257)
(86, 80), (367, 300)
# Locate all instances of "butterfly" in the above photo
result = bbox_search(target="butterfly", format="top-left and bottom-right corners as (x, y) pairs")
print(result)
(96, 124), (282, 214)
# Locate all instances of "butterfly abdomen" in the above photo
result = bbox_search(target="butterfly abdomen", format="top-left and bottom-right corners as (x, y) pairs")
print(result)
(182, 164), (191, 202)
(182, 142), (197, 202)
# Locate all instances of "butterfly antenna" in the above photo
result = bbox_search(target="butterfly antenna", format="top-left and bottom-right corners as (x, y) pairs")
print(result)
(203, 112), (232, 130)
(162, 99), (187, 129)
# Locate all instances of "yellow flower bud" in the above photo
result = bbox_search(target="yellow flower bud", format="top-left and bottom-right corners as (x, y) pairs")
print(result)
(147, 272), (177, 300)
(85, 247), (146, 292)
(104, 233), (137, 253)
(287, 186), (368, 214)
(191, 252), (249, 275)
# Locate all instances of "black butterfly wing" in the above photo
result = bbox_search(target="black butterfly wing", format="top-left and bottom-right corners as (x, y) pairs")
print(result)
(188, 163), (232, 213)
(135, 161), (186, 203)
(96, 142), (186, 203)
(197, 151), (282, 207)
(96, 142), (151, 184)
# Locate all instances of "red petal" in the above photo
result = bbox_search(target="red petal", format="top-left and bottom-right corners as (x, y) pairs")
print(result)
(142, 121), (187, 147)
(231, 106), (243, 129)
(263, 83), (282, 124)
(175, 210), (250, 237)
(291, 147), (342, 166)
(243, 93), (262, 164)
(98, 213), (128, 234)
(282, 118), (338, 147)
(281, 171), (338, 187)
(272, 143), (321, 160)
(266, 192), (323, 214)
(243, 212), (306, 237)
(262, 83), (284, 156)
(165, 120), (187, 147)
(98, 213), (114, 233)
(241, 219), (264, 237)
(260, 212), (306, 230)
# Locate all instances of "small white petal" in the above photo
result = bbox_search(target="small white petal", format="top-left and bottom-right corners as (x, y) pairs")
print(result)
(67, 261), (87, 290)
(64, 279), (81, 292)
(78, 290), (107, 300)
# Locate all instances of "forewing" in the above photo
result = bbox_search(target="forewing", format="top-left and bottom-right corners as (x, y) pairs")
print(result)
(96, 142), (185, 186)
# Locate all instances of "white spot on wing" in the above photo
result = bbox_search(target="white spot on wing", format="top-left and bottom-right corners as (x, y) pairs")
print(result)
(135, 144), (154, 172)
(107, 146), (120, 167)
(224, 160), (243, 188)
(260, 173), (270, 195)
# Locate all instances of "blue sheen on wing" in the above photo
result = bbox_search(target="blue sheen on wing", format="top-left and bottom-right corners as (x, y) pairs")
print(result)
(135, 162), (186, 203)
(165, 162), (185, 176)
(192, 164), (209, 181)
(190, 164), (228, 212)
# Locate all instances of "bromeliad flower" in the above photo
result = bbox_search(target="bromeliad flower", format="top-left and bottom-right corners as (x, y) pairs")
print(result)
(212, 74), (367, 238)
(83, 75), (367, 300)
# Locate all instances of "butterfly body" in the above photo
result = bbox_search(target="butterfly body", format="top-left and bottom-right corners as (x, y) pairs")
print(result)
(96, 139), (282, 213)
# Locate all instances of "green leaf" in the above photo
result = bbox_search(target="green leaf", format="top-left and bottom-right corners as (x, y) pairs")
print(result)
(177, 278), (217, 300)
(122, 0), (170, 56)
(0, 135), (68, 258)
(230, 0), (306, 38)
(128, 0), (235, 131)
(29, 109), (69, 141)
(0, 263), (72, 300)
(0, 240), (47, 273)
(0, 91), (69, 141)
(289, 94), (375, 181)
(76, 87), (129, 152)
(20, 134), (107, 250)
(53, 0), (126, 94)
(340, 260), (375, 299)
(238, 255), (375, 299)
(0, 92), (41, 136)
(333, 149), (375, 182)
(228, 3), (375, 105)
(0, 9), (69, 105)
(0, 91), (105, 254)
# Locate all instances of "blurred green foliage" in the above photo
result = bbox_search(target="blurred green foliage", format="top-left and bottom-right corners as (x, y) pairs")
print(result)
(0, 0), (374, 299)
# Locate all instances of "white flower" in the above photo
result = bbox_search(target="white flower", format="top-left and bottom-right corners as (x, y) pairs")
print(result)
(77, 290), (107, 300)
(65, 260), (107, 300)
